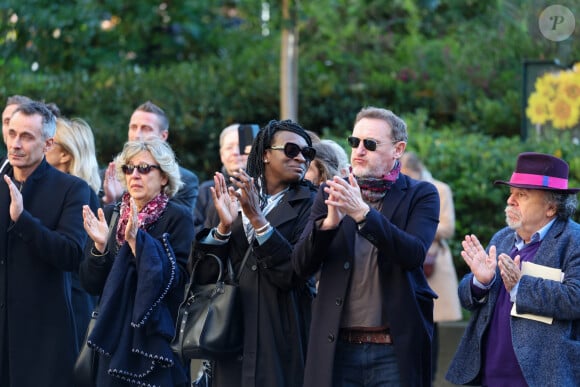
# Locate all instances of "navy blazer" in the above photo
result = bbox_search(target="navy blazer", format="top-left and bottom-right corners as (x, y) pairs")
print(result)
(293, 174), (439, 387)
(446, 218), (580, 386)
(0, 159), (91, 386)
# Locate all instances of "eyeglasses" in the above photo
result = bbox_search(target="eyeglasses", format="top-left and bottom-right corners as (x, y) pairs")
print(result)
(121, 163), (161, 175)
(347, 136), (398, 151)
(269, 142), (316, 162)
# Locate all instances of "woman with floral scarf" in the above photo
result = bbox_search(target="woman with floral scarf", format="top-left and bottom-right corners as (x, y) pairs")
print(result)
(80, 138), (194, 386)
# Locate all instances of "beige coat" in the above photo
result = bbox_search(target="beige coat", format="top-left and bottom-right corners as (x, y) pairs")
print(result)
(426, 178), (462, 322)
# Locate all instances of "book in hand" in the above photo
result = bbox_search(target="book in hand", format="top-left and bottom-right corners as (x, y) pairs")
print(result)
(510, 261), (563, 325)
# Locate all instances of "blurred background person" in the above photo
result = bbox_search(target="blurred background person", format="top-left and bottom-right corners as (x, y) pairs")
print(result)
(194, 123), (249, 235)
(1, 95), (33, 173)
(45, 116), (102, 346)
(305, 139), (349, 187)
(190, 119), (317, 387)
(400, 151), (462, 382)
(81, 139), (194, 386)
(101, 101), (199, 215)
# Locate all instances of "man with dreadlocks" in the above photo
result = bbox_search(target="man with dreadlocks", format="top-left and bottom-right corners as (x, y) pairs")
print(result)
(293, 106), (440, 387)
(190, 119), (318, 387)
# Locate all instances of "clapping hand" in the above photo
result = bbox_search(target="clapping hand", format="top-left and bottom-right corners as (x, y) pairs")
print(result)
(321, 174), (368, 229)
(103, 162), (123, 204)
(498, 253), (522, 292)
(210, 172), (239, 234)
(83, 205), (109, 253)
(461, 234), (497, 285)
(4, 175), (24, 222)
(125, 197), (139, 256)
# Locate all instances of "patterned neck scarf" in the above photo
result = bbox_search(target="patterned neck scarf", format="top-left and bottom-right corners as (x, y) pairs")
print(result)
(355, 160), (401, 203)
(116, 192), (169, 246)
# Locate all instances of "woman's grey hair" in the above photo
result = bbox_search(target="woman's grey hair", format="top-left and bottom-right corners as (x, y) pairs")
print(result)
(355, 106), (408, 143)
(114, 139), (183, 197)
(545, 190), (578, 219)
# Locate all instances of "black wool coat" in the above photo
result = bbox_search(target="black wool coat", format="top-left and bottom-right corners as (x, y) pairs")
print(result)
(192, 182), (317, 387)
(293, 175), (439, 387)
(0, 159), (91, 387)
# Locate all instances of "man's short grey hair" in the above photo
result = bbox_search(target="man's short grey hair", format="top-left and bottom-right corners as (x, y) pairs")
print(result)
(114, 138), (183, 197)
(355, 106), (408, 143)
(6, 95), (33, 107)
(13, 101), (56, 139)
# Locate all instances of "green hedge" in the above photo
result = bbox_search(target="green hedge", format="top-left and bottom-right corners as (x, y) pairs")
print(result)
(403, 116), (580, 278)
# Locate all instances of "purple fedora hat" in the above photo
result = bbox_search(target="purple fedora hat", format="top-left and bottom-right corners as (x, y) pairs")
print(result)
(494, 152), (580, 193)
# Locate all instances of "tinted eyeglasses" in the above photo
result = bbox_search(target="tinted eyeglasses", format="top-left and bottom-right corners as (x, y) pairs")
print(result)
(121, 163), (161, 175)
(347, 136), (398, 151)
(270, 142), (316, 162)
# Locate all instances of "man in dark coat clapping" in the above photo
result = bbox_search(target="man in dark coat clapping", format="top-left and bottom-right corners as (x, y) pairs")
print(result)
(0, 101), (91, 386)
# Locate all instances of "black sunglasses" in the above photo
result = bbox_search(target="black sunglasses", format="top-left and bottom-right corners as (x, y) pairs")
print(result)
(121, 163), (161, 175)
(270, 142), (316, 161)
(347, 136), (397, 151)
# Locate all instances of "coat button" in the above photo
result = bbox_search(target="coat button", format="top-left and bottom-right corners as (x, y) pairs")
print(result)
(251, 264), (258, 271)
(343, 262), (350, 270)
(335, 297), (342, 306)
(327, 333), (335, 342)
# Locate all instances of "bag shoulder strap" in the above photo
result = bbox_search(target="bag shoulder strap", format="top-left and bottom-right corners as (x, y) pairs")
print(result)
(103, 203), (120, 252)
(235, 244), (252, 283)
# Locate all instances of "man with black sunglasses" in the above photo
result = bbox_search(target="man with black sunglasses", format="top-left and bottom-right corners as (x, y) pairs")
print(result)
(294, 106), (440, 387)
(100, 101), (199, 215)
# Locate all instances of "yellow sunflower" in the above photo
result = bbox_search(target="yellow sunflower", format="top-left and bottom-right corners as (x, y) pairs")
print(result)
(534, 72), (558, 100)
(557, 71), (580, 105)
(526, 92), (551, 125)
(550, 97), (580, 129)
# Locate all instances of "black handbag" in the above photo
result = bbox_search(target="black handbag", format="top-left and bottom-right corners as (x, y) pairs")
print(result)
(171, 248), (250, 361)
(72, 308), (99, 387)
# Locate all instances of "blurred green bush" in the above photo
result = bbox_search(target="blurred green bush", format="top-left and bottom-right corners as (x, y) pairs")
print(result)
(1, 0), (579, 279)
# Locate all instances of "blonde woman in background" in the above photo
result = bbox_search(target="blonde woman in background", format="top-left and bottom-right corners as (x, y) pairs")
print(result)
(45, 116), (102, 347)
(400, 151), (462, 382)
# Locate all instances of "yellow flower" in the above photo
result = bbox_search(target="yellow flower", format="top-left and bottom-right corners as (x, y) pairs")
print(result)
(557, 72), (580, 104)
(534, 72), (558, 100)
(526, 92), (550, 125)
(550, 97), (579, 129)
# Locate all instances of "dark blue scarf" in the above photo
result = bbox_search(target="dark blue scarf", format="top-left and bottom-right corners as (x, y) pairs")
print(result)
(88, 231), (187, 386)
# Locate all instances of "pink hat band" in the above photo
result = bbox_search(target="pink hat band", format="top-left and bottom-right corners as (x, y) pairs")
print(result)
(510, 172), (569, 189)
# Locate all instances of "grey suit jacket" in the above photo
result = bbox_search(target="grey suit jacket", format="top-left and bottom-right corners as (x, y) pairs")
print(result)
(446, 218), (580, 386)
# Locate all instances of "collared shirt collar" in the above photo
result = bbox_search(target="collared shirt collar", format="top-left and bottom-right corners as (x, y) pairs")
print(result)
(514, 217), (556, 251)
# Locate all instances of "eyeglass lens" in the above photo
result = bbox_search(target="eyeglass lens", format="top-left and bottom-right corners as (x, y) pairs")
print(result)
(121, 163), (160, 175)
(271, 143), (316, 161)
(347, 136), (378, 151)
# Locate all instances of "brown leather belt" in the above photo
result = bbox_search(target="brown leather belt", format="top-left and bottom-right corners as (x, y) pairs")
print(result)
(339, 328), (393, 345)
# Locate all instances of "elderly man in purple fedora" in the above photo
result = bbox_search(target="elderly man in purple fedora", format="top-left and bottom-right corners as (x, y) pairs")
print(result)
(446, 152), (580, 386)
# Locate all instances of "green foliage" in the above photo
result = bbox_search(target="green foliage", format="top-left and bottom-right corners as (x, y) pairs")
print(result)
(2, 0), (580, 285)
(404, 113), (580, 277)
